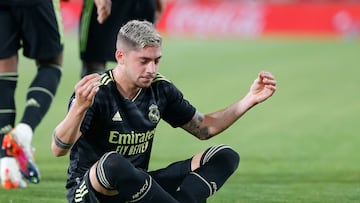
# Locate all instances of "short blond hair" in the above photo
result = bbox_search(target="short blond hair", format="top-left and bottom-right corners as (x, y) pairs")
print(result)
(116, 20), (162, 51)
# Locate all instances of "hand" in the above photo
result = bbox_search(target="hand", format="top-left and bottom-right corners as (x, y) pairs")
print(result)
(248, 71), (277, 104)
(155, 0), (165, 23)
(74, 74), (101, 110)
(94, 0), (112, 24)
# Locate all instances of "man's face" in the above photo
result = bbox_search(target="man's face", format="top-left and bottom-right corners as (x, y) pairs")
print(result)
(123, 46), (162, 88)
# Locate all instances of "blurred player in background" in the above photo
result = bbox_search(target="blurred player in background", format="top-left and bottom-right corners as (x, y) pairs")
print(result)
(0, 0), (64, 189)
(52, 20), (277, 203)
(79, 0), (164, 77)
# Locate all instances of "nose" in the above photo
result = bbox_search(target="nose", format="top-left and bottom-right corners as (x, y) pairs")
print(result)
(146, 61), (157, 74)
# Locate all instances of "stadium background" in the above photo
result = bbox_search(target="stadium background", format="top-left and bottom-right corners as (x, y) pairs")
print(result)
(61, 0), (360, 37)
(1, 0), (359, 202)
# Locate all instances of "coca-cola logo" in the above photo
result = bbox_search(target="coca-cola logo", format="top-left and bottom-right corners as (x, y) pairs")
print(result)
(164, 2), (265, 37)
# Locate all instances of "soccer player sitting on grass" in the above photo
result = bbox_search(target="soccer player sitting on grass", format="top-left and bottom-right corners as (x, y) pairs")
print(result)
(51, 20), (277, 203)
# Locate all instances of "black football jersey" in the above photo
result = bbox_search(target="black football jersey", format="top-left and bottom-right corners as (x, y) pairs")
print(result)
(66, 70), (196, 188)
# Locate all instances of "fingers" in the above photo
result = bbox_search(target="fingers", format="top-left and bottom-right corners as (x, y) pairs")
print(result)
(75, 74), (101, 102)
(259, 71), (277, 88)
(75, 74), (100, 90)
(95, 0), (111, 24)
(97, 9), (110, 24)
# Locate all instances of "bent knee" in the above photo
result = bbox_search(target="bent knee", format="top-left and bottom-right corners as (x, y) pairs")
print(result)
(203, 144), (240, 171)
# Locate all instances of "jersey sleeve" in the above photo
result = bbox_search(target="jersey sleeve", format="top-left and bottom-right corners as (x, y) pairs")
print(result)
(160, 82), (196, 128)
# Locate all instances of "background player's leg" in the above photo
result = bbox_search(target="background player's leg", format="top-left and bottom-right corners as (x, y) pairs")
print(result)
(20, 61), (62, 130)
(8, 57), (62, 184)
(0, 55), (27, 188)
(81, 61), (106, 78)
(79, 2), (107, 78)
(0, 71), (17, 139)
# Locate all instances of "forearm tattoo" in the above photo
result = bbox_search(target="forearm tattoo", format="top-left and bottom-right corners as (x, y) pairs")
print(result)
(53, 130), (73, 150)
(183, 112), (211, 140)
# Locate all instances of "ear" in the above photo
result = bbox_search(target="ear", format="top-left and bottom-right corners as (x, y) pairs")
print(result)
(115, 49), (125, 65)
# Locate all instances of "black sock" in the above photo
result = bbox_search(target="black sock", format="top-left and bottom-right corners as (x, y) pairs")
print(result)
(0, 73), (18, 158)
(20, 64), (61, 129)
(149, 158), (192, 196)
(175, 144), (240, 203)
(96, 151), (178, 202)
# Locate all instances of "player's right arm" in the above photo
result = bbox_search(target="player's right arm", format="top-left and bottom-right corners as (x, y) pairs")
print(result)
(51, 74), (101, 156)
(181, 71), (277, 140)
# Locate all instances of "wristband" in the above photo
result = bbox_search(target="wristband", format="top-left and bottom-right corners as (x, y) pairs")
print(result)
(53, 130), (73, 150)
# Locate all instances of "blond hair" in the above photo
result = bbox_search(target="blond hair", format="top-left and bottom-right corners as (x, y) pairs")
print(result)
(116, 20), (162, 51)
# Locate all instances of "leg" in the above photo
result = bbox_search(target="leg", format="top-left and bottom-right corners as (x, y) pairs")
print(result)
(66, 170), (121, 203)
(1, 0), (64, 187)
(4, 54), (63, 185)
(174, 144), (240, 203)
(20, 54), (63, 130)
(149, 158), (192, 196)
(81, 61), (106, 78)
(78, 2), (107, 78)
(0, 55), (27, 188)
(89, 151), (179, 202)
(3, 0), (64, 185)
(0, 55), (18, 137)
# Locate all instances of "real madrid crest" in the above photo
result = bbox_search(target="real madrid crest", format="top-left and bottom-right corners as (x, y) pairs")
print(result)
(148, 104), (160, 123)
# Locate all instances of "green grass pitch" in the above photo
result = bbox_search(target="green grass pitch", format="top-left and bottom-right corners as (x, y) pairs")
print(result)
(1, 34), (360, 203)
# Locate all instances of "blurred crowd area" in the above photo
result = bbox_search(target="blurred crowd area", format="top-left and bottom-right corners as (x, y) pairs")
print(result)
(64, 0), (360, 4)
(64, 0), (360, 6)
(61, 0), (360, 39)
(164, 0), (360, 3)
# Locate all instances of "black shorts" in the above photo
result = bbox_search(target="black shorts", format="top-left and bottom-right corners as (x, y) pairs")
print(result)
(0, 0), (64, 60)
(79, 0), (156, 63)
(66, 159), (191, 203)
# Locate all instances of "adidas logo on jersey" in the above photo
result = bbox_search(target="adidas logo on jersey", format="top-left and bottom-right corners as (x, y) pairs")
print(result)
(112, 111), (122, 121)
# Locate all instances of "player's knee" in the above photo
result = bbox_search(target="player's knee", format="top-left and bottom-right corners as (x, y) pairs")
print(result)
(220, 147), (240, 173)
(0, 55), (18, 71)
(98, 151), (136, 178)
(202, 144), (240, 173)
(36, 53), (63, 67)
(96, 151), (139, 190)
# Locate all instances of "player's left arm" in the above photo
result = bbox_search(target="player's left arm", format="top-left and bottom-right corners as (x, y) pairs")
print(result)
(181, 71), (277, 140)
(51, 74), (101, 156)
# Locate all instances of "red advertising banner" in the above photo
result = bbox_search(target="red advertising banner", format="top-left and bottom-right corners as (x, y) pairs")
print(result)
(263, 3), (360, 36)
(156, 1), (265, 37)
(157, 1), (360, 37)
(60, 0), (82, 32)
(61, 1), (360, 37)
